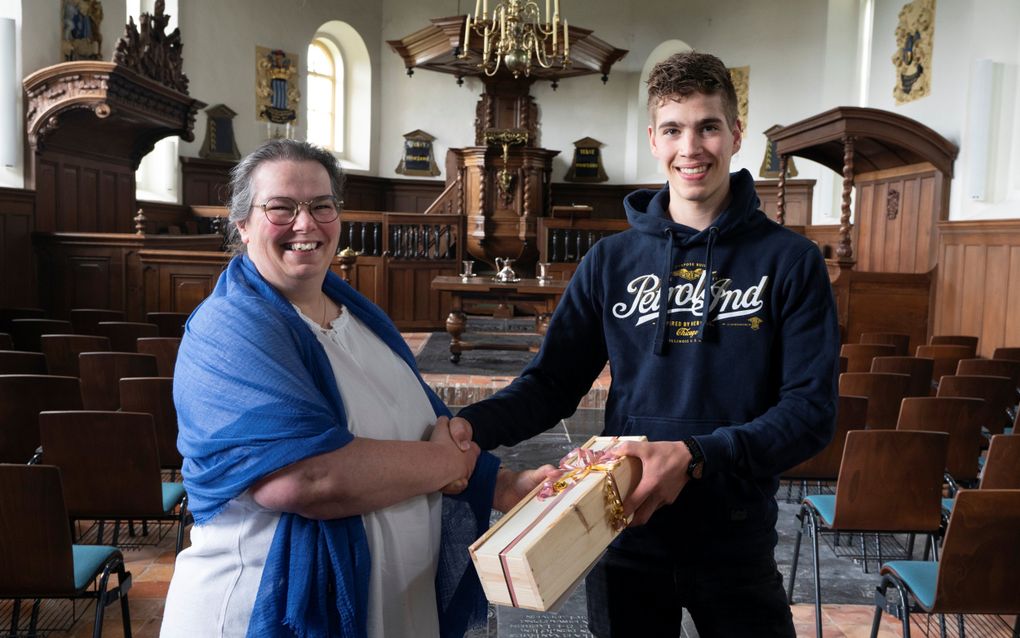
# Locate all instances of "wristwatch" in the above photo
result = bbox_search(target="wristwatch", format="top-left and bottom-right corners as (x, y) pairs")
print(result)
(683, 437), (704, 480)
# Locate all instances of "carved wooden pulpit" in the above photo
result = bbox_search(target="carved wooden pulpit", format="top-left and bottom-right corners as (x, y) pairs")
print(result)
(388, 15), (626, 275)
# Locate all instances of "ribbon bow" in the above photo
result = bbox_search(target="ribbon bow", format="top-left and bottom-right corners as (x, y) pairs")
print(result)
(538, 445), (628, 532)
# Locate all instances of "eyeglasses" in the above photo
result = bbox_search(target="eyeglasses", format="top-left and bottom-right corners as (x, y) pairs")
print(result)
(256, 196), (342, 225)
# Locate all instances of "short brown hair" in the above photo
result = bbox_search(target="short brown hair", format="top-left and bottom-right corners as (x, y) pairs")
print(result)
(646, 51), (738, 127)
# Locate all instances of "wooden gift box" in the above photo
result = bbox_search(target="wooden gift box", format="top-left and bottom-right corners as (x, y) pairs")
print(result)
(469, 435), (645, 611)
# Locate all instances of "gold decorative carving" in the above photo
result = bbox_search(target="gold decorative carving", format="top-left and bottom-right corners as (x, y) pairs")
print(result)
(892, 0), (935, 105)
(485, 129), (529, 204)
(256, 46), (300, 127)
(728, 66), (749, 131)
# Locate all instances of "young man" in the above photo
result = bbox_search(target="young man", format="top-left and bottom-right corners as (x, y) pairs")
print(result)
(454, 51), (839, 637)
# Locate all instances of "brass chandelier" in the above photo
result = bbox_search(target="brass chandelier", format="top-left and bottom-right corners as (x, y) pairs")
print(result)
(459, 0), (570, 78)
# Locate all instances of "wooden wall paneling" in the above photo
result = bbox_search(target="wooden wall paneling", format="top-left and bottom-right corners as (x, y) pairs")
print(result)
(756, 179), (816, 226)
(36, 151), (136, 233)
(385, 179), (444, 213)
(830, 267), (932, 354)
(139, 250), (229, 315)
(0, 188), (38, 307)
(803, 225), (842, 260)
(1009, 246), (1020, 347)
(934, 220), (1020, 356)
(35, 234), (224, 320)
(854, 164), (943, 274)
(136, 201), (192, 234)
(181, 157), (233, 206)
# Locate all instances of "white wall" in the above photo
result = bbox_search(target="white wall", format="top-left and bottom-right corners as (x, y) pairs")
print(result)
(5, 0), (1019, 222)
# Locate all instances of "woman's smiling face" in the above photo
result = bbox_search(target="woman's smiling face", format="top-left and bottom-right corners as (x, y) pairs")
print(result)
(237, 159), (340, 300)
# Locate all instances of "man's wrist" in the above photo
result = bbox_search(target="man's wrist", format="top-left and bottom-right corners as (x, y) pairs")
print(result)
(682, 437), (704, 479)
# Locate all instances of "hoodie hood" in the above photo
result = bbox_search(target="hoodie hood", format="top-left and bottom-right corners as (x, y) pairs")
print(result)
(622, 169), (765, 354)
(623, 168), (763, 243)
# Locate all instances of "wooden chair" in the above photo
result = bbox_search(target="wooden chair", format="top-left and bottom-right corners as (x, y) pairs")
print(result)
(936, 375), (1015, 436)
(838, 372), (911, 429)
(915, 344), (974, 391)
(870, 356), (934, 398)
(956, 357), (1020, 390)
(145, 311), (190, 338)
(94, 321), (159, 353)
(979, 434), (1020, 489)
(0, 350), (48, 374)
(120, 377), (183, 472)
(992, 346), (1020, 362)
(896, 397), (985, 489)
(78, 352), (158, 411)
(9, 319), (73, 352)
(0, 332), (11, 349)
(38, 410), (190, 555)
(40, 334), (111, 377)
(929, 335), (979, 357)
(788, 430), (949, 638)
(859, 332), (911, 356)
(0, 464), (133, 637)
(838, 356), (848, 374)
(840, 343), (897, 374)
(781, 395), (868, 496)
(136, 337), (181, 377)
(0, 375), (82, 463)
(0, 307), (45, 334)
(871, 490), (1020, 638)
(68, 308), (125, 335)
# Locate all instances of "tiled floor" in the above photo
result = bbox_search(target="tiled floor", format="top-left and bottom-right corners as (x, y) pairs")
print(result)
(9, 332), (1011, 637)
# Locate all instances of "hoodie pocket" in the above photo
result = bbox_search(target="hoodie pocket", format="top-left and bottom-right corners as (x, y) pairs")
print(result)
(621, 415), (774, 529)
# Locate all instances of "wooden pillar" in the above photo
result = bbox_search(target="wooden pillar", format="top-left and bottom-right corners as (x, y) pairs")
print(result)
(776, 155), (788, 226)
(837, 135), (855, 260)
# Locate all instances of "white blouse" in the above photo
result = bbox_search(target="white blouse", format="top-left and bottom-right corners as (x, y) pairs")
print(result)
(161, 306), (442, 638)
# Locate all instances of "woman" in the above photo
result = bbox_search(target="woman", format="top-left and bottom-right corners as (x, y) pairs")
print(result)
(161, 139), (540, 638)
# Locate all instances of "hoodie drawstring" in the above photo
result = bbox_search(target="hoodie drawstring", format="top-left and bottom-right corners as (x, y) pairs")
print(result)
(695, 227), (719, 341)
(652, 229), (678, 355)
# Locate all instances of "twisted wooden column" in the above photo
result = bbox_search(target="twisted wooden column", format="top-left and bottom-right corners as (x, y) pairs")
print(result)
(776, 155), (788, 226)
(836, 135), (855, 260)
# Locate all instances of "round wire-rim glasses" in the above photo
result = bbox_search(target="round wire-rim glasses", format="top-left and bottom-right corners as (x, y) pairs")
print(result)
(256, 195), (343, 225)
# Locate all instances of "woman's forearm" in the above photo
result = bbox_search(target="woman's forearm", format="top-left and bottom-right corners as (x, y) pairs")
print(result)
(251, 437), (477, 519)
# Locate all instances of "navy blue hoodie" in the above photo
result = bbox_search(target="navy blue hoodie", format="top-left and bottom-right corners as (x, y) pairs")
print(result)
(461, 169), (839, 562)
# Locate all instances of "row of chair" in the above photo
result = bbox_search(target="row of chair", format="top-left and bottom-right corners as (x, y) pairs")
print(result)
(0, 372), (183, 471)
(0, 336), (180, 377)
(789, 430), (1020, 637)
(839, 371), (1018, 435)
(0, 308), (188, 337)
(0, 309), (188, 351)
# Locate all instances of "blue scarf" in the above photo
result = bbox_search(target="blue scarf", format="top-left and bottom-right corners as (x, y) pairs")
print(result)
(175, 255), (498, 637)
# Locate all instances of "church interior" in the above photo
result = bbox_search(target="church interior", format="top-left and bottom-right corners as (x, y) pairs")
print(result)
(1, 0), (1019, 636)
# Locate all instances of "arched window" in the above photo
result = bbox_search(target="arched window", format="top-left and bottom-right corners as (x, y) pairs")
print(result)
(307, 38), (343, 152)
(307, 22), (370, 172)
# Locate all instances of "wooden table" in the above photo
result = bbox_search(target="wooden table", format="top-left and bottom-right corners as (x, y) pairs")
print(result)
(430, 275), (568, 363)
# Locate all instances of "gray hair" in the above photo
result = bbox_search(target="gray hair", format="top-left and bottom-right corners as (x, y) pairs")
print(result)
(224, 139), (345, 254)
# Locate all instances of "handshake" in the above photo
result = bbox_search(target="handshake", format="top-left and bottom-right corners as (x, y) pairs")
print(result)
(429, 415), (555, 513)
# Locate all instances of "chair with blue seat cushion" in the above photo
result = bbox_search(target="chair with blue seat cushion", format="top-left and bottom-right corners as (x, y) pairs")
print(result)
(896, 396), (985, 491)
(68, 309), (125, 336)
(119, 376), (183, 473)
(928, 335), (979, 357)
(838, 372), (912, 429)
(0, 375), (83, 463)
(9, 319), (74, 352)
(840, 343), (897, 374)
(870, 356), (934, 399)
(40, 334), (111, 377)
(38, 410), (190, 555)
(937, 374), (1015, 436)
(787, 429), (949, 638)
(859, 332), (911, 356)
(870, 489), (1020, 638)
(780, 395), (867, 500)
(0, 333), (12, 349)
(0, 463), (132, 637)
(940, 434), (1020, 517)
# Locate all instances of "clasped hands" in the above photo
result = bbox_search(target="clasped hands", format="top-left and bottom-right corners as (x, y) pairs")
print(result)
(431, 416), (556, 513)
